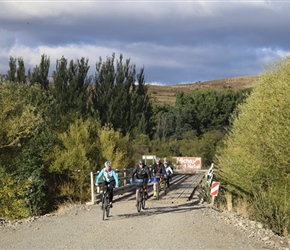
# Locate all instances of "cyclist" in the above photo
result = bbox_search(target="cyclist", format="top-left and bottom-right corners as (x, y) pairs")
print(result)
(164, 161), (174, 188)
(151, 157), (166, 197)
(131, 160), (151, 200)
(95, 161), (119, 208)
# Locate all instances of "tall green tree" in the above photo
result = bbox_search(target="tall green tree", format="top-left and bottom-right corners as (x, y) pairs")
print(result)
(52, 56), (91, 130)
(7, 56), (17, 82)
(30, 54), (50, 90)
(16, 57), (26, 83)
(92, 53), (153, 136)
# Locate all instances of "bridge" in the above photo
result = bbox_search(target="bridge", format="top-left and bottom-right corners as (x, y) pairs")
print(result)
(88, 168), (206, 205)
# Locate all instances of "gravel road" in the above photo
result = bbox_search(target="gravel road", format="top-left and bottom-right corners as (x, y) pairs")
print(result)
(1, 176), (289, 250)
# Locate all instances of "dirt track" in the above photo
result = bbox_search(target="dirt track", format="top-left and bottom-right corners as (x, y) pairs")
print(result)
(1, 175), (289, 250)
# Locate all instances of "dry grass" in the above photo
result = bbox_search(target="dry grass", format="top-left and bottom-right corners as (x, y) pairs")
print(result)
(147, 75), (259, 105)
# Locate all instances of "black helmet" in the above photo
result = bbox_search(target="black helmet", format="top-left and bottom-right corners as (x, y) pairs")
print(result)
(164, 161), (168, 165)
(139, 160), (145, 165)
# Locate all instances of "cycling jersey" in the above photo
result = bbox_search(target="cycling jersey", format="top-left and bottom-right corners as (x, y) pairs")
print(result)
(165, 166), (174, 175)
(151, 162), (166, 175)
(95, 168), (119, 186)
(131, 165), (151, 180)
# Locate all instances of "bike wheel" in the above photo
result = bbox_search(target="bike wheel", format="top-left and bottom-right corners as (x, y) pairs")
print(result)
(102, 196), (107, 220)
(156, 182), (160, 200)
(141, 191), (146, 209)
(136, 190), (141, 212)
(106, 197), (110, 217)
(164, 179), (167, 195)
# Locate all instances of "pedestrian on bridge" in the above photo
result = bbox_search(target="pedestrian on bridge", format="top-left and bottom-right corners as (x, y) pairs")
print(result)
(95, 161), (119, 208)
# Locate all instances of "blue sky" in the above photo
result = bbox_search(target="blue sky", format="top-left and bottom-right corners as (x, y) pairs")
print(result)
(0, 0), (289, 85)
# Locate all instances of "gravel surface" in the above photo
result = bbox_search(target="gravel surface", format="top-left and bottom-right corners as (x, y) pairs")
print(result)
(1, 180), (289, 250)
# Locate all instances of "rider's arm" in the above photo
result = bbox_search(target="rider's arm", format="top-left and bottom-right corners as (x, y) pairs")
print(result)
(112, 170), (119, 187)
(95, 169), (104, 185)
(131, 166), (137, 181)
(161, 164), (167, 176)
(145, 166), (151, 179)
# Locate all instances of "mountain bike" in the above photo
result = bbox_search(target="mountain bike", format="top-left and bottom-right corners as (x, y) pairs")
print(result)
(101, 183), (112, 220)
(153, 173), (165, 200)
(135, 179), (146, 212)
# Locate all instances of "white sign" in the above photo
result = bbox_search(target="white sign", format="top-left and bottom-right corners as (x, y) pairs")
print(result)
(142, 155), (156, 160)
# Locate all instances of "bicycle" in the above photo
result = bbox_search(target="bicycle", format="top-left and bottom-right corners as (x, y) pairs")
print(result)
(101, 183), (112, 220)
(134, 179), (146, 212)
(153, 173), (165, 200)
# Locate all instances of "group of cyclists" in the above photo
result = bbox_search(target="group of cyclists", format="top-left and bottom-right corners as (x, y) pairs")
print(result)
(95, 157), (174, 208)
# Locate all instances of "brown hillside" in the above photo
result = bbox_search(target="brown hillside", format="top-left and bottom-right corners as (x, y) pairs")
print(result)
(147, 75), (259, 106)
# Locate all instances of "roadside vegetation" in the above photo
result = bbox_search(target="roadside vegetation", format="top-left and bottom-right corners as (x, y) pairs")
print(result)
(215, 55), (290, 237)
(0, 52), (289, 238)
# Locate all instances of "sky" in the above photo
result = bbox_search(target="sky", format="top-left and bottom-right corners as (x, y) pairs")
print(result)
(0, 0), (290, 86)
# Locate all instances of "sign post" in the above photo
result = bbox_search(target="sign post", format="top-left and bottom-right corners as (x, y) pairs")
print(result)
(210, 181), (220, 206)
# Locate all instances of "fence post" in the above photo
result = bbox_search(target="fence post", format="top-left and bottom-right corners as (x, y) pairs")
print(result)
(124, 168), (127, 186)
(90, 171), (95, 204)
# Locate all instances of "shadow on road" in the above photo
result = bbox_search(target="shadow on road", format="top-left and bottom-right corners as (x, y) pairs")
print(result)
(111, 200), (207, 220)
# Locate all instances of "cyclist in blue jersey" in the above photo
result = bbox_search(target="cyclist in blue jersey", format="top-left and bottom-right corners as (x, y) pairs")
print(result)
(95, 161), (119, 208)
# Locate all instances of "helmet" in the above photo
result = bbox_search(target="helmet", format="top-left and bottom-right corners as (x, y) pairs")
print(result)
(156, 157), (160, 162)
(164, 161), (168, 165)
(139, 160), (145, 165)
(104, 161), (112, 167)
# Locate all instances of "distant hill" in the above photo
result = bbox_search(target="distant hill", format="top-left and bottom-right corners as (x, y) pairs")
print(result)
(147, 75), (259, 105)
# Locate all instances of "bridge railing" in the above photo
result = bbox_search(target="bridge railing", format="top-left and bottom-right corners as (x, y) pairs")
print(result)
(88, 168), (135, 205)
(87, 166), (212, 205)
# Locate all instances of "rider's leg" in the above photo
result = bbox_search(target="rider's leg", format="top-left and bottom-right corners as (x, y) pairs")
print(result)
(144, 182), (148, 198)
(153, 182), (157, 196)
(144, 182), (148, 192)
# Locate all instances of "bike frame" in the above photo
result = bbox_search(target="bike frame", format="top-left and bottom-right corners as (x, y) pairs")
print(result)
(135, 179), (145, 212)
(101, 184), (111, 220)
(153, 173), (165, 200)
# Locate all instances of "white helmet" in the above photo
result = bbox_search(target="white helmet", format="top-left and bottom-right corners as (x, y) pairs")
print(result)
(104, 161), (112, 167)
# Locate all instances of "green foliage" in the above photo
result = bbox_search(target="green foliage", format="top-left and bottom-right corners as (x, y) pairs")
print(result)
(15, 127), (56, 216)
(216, 55), (290, 236)
(50, 118), (100, 201)
(0, 168), (29, 220)
(52, 56), (91, 124)
(29, 54), (50, 89)
(17, 57), (26, 84)
(93, 53), (153, 136)
(7, 56), (17, 82)
(0, 82), (44, 150)
(129, 133), (151, 161)
(98, 124), (134, 170)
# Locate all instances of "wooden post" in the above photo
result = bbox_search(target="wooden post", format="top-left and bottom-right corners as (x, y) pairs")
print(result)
(211, 195), (215, 207)
(90, 172), (95, 204)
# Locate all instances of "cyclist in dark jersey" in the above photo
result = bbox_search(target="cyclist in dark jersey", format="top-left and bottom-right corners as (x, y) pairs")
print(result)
(151, 157), (166, 197)
(131, 160), (151, 199)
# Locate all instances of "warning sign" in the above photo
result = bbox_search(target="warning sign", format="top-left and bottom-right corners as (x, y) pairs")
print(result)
(210, 181), (220, 196)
